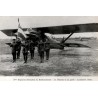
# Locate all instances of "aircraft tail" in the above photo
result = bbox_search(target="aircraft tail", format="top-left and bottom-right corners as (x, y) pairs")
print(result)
(45, 34), (59, 43)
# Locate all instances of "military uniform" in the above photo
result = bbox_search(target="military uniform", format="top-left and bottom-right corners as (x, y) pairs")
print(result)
(29, 40), (35, 59)
(44, 40), (50, 60)
(16, 38), (21, 59)
(38, 40), (44, 63)
(10, 40), (17, 62)
(37, 40), (40, 56)
(22, 41), (29, 63)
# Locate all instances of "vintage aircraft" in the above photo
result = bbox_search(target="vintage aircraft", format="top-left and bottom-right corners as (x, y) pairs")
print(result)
(1, 18), (98, 49)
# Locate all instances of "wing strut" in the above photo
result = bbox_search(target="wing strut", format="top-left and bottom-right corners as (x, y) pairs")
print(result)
(60, 33), (74, 43)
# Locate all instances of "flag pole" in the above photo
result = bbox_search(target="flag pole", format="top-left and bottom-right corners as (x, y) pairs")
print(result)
(11, 31), (12, 41)
(17, 18), (20, 38)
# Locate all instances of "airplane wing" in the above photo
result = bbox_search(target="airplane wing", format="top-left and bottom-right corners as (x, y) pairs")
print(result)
(1, 23), (98, 37)
(1, 28), (27, 36)
(36, 23), (98, 34)
(1, 29), (17, 36)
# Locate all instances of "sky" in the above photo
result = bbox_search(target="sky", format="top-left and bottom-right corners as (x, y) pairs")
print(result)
(0, 16), (98, 39)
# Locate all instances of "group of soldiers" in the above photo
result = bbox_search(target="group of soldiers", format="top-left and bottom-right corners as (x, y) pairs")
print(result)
(10, 38), (50, 63)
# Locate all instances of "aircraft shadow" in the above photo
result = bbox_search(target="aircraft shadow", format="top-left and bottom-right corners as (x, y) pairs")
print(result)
(50, 49), (91, 57)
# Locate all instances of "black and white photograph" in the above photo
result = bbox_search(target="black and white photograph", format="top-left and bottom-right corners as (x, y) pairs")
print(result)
(0, 16), (98, 79)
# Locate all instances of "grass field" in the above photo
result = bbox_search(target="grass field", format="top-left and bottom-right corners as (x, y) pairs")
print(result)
(0, 38), (98, 76)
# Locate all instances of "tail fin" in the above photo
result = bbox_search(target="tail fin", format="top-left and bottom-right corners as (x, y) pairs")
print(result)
(45, 34), (59, 43)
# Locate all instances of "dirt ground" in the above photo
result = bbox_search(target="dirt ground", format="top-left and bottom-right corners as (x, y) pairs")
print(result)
(0, 39), (98, 76)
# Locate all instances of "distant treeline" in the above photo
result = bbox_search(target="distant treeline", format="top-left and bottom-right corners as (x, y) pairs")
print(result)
(52, 37), (97, 41)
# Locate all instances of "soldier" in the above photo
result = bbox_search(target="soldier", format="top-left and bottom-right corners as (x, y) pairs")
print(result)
(22, 40), (29, 63)
(16, 37), (21, 59)
(29, 40), (35, 59)
(37, 40), (40, 56)
(44, 39), (50, 60)
(10, 38), (17, 63)
(38, 40), (45, 63)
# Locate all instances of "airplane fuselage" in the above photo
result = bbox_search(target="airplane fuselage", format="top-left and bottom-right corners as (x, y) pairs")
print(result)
(49, 43), (64, 49)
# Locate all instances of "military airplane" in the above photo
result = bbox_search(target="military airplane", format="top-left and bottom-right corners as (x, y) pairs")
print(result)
(1, 18), (98, 49)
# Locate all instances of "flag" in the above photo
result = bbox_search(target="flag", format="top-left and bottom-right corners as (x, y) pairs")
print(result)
(17, 18), (27, 40)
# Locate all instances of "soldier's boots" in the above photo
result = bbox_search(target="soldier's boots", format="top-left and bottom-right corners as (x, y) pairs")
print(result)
(40, 60), (44, 63)
(12, 60), (16, 63)
(24, 61), (27, 63)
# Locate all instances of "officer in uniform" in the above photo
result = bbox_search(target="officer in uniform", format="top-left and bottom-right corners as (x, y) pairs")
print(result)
(44, 39), (50, 60)
(38, 40), (45, 63)
(22, 40), (29, 63)
(10, 38), (17, 63)
(29, 40), (35, 59)
(37, 40), (40, 56)
(16, 37), (21, 59)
